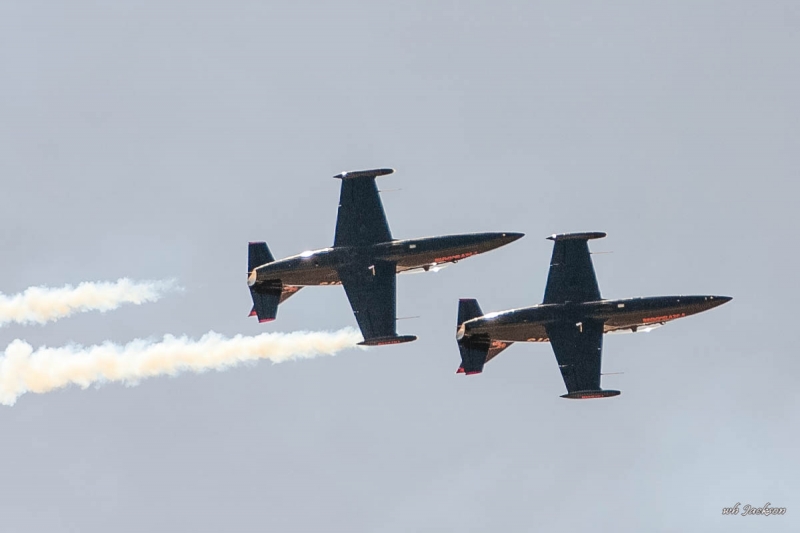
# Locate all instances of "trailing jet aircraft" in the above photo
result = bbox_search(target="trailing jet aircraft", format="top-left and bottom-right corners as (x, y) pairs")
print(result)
(247, 168), (523, 346)
(455, 232), (731, 398)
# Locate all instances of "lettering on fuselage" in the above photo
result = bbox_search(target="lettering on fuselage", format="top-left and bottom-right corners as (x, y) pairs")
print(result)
(526, 337), (549, 342)
(642, 312), (685, 324)
(434, 251), (477, 263)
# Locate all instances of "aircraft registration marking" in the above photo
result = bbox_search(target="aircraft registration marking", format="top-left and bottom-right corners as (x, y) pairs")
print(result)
(434, 251), (477, 263)
(642, 312), (685, 324)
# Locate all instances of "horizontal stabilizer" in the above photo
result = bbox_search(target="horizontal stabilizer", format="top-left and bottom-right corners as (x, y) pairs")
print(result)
(250, 284), (281, 323)
(358, 335), (417, 346)
(457, 334), (491, 374)
(249, 242), (275, 272)
(248, 283), (302, 321)
(455, 299), (513, 374)
(560, 390), (621, 400)
(457, 298), (484, 325)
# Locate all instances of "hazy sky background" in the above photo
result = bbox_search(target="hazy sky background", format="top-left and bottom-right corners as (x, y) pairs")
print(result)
(1, 1), (798, 531)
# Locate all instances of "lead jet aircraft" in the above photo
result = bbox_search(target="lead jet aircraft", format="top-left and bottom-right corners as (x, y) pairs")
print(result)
(247, 168), (524, 346)
(455, 232), (731, 398)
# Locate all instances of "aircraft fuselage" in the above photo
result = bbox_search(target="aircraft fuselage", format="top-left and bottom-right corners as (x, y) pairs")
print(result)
(248, 232), (522, 287)
(460, 295), (732, 342)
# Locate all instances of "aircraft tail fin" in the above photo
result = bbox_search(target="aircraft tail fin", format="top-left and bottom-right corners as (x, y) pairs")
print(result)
(455, 299), (513, 375)
(247, 242), (302, 322)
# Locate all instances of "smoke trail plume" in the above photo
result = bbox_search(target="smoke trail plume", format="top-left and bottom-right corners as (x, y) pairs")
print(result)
(0, 278), (177, 326)
(0, 328), (363, 405)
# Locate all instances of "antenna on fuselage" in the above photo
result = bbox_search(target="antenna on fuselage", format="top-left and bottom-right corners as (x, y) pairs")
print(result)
(396, 315), (420, 321)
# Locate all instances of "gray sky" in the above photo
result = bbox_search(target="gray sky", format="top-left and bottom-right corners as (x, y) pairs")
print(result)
(1, 1), (798, 531)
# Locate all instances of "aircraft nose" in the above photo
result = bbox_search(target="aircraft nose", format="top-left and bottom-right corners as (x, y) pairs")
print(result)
(706, 295), (732, 308)
(499, 232), (525, 244)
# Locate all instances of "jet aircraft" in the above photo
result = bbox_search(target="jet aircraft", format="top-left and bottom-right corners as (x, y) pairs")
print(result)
(455, 232), (731, 398)
(247, 168), (523, 346)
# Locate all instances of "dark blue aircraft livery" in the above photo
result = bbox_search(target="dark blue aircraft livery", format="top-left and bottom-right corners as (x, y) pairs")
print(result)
(455, 232), (731, 398)
(247, 168), (524, 346)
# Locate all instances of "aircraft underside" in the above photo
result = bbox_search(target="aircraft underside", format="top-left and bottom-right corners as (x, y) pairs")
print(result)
(274, 262), (455, 286)
(466, 316), (673, 344)
(246, 168), (524, 344)
(264, 236), (515, 286)
(464, 297), (723, 343)
(454, 231), (731, 399)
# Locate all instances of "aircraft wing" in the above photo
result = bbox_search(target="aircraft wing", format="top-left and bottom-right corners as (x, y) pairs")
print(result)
(333, 169), (394, 247)
(545, 320), (619, 399)
(542, 232), (605, 304)
(338, 261), (416, 346)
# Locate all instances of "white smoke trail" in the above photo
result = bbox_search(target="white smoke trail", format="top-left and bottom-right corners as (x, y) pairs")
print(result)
(0, 278), (177, 326)
(0, 328), (363, 405)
